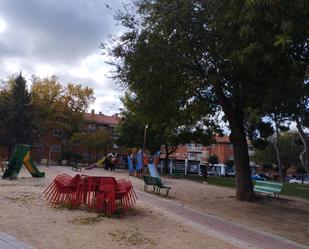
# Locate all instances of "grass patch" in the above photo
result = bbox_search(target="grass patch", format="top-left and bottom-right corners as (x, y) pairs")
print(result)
(206, 176), (236, 188)
(186, 175), (236, 188)
(282, 183), (309, 200)
(185, 175), (309, 200)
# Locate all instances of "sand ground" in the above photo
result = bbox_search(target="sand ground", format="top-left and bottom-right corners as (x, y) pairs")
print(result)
(0, 166), (308, 249)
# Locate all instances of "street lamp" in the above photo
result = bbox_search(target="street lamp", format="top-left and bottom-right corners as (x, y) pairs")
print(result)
(143, 124), (149, 150)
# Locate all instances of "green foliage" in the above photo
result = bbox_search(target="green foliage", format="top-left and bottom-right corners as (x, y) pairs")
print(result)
(225, 160), (235, 167)
(106, 0), (309, 200)
(69, 128), (112, 160)
(255, 132), (303, 172)
(208, 154), (219, 165)
(117, 91), (215, 153)
(0, 73), (34, 150)
(31, 75), (95, 139)
(296, 166), (306, 175)
(62, 151), (82, 161)
(262, 163), (273, 170)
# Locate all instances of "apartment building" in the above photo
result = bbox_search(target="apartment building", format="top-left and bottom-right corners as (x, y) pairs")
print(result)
(161, 135), (255, 167)
(30, 110), (119, 163)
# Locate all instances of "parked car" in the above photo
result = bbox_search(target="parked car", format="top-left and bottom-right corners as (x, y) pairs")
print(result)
(285, 175), (295, 182)
(251, 174), (266, 181)
(223, 171), (235, 177)
(257, 173), (270, 180)
(227, 171), (235, 177)
(289, 176), (309, 184)
(207, 171), (218, 176)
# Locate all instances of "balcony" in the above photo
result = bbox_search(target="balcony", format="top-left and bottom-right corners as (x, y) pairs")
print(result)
(186, 146), (203, 153)
(248, 150), (254, 156)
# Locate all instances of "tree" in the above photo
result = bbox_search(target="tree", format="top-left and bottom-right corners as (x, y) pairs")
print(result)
(69, 129), (112, 163)
(295, 113), (309, 174)
(208, 155), (219, 165)
(31, 75), (95, 155)
(107, 0), (309, 200)
(225, 160), (234, 168)
(255, 132), (303, 180)
(117, 91), (215, 171)
(0, 73), (34, 155)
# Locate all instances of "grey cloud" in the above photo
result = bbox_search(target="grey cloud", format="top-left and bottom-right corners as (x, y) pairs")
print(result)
(0, 0), (128, 114)
(0, 0), (123, 64)
(57, 71), (124, 114)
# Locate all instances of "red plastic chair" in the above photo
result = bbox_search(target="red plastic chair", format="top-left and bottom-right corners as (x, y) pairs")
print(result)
(44, 174), (81, 208)
(115, 179), (137, 211)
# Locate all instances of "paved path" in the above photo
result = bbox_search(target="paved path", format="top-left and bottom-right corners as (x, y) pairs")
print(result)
(0, 232), (35, 249)
(136, 190), (308, 249)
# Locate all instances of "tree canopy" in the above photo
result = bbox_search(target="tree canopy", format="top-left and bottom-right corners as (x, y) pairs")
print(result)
(107, 0), (309, 201)
(31, 75), (95, 139)
(255, 132), (303, 180)
(0, 73), (34, 153)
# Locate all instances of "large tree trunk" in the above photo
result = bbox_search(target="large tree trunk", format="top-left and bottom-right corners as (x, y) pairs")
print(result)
(295, 118), (309, 173)
(214, 83), (254, 201)
(229, 122), (254, 201)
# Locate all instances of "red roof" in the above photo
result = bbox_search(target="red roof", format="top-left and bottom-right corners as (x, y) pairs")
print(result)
(214, 135), (230, 143)
(84, 113), (119, 126)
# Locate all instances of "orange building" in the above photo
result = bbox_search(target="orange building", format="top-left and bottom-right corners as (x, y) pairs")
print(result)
(161, 135), (254, 166)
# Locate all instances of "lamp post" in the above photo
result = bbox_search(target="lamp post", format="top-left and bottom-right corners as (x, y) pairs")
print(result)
(141, 124), (149, 176)
(143, 124), (148, 150)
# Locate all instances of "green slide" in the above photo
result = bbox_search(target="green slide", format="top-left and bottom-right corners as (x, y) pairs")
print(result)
(2, 144), (45, 180)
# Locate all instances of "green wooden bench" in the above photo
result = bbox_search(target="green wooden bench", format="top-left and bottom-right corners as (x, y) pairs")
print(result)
(254, 180), (282, 198)
(143, 175), (171, 196)
(72, 163), (81, 172)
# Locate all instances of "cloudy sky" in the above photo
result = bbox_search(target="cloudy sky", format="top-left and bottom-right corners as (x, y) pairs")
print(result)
(0, 0), (128, 114)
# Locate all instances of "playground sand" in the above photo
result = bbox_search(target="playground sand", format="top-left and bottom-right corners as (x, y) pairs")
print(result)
(1, 166), (308, 248)
(0, 166), (237, 249)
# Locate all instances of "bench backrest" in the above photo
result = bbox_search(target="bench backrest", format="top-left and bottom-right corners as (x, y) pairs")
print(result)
(144, 175), (162, 185)
(254, 180), (282, 192)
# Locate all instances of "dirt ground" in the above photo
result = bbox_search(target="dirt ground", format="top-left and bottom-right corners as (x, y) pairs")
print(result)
(0, 166), (308, 249)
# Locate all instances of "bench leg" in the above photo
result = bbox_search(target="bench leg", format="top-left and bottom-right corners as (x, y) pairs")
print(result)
(165, 188), (170, 196)
(144, 183), (148, 191)
(157, 187), (161, 195)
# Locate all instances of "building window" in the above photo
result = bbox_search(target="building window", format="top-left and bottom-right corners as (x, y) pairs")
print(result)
(189, 153), (195, 158)
(211, 144), (216, 148)
(88, 124), (96, 130)
(230, 144), (233, 150)
(229, 156), (234, 160)
(33, 144), (44, 151)
(53, 129), (62, 137)
(51, 145), (62, 152)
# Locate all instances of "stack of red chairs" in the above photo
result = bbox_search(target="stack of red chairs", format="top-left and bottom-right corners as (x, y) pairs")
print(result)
(115, 179), (137, 211)
(83, 176), (117, 214)
(44, 174), (81, 208)
(44, 174), (137, 215)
